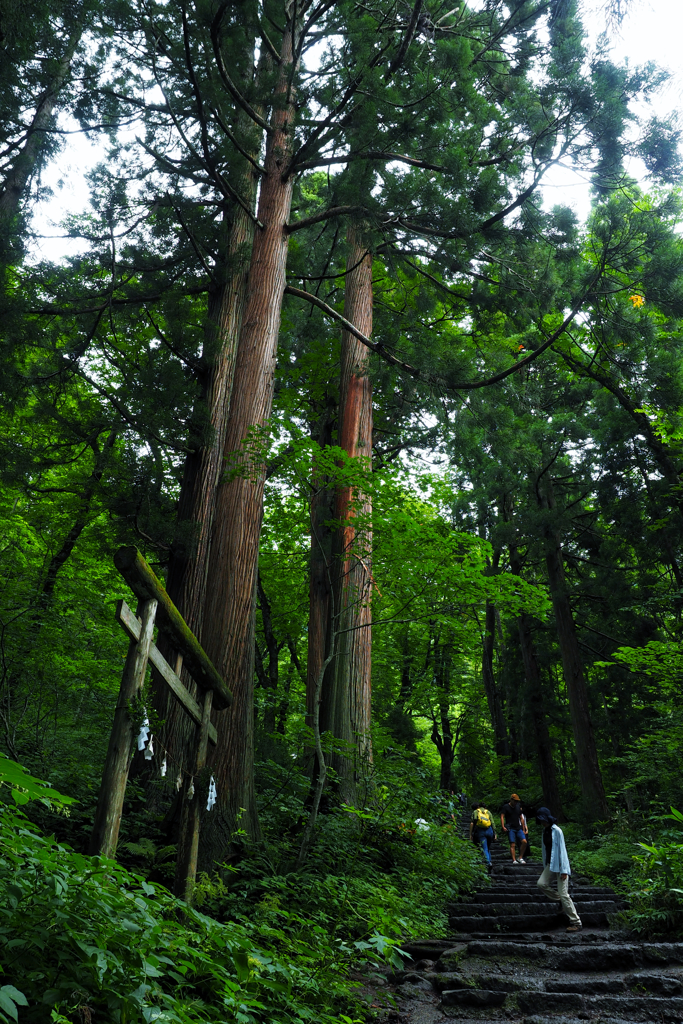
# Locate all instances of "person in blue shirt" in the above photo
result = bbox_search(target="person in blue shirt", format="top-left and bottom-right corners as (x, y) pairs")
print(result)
(535, 807), (582, 932)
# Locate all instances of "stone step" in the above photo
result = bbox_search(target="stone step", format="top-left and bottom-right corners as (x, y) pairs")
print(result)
(462, 939), (683, 969)
(441, 987), (507, 1008)
(436, 966), (683, 991)
(518, 991), (683, 1017)
(548, 972), (683, 995)
(448, 911), (611, 932)
(463, 890), (619, 903)
(493, 865), (544, 875)
(478, 881), (602, 892)
(450, 901), (622, 917)
(430, 970), (683, 996)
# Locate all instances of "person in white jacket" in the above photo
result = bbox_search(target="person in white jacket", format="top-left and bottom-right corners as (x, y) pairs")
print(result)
(535, 807), (582, 932)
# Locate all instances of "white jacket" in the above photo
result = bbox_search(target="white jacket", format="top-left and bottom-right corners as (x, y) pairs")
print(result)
(541, 823), (571, 875)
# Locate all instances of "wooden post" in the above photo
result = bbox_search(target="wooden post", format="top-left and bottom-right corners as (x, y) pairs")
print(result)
(89, 598), (158, 857)
(174, 687), (214, 902)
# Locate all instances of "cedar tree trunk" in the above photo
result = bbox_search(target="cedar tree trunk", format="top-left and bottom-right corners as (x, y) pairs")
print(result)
(145, 201), (256, 793)
(517, 612), (565, 819)
(306, 400), (336, 746)
(319, 226), (373, 805)
(200, 25), (298, 858)
(540, 482), (609, 818)
(482, 599), (508, 758)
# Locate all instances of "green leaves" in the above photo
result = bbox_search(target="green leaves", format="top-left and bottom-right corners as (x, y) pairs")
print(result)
(0, 754), (76, 809)
(0, 799), (394, 1023)
(0, 986), (28, 1024)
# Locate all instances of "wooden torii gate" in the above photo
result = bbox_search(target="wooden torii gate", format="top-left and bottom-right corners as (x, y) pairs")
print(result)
(89, 546), (232, 901)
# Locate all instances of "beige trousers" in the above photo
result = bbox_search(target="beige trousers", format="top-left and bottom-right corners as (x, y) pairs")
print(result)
(537, 866), (581, 925)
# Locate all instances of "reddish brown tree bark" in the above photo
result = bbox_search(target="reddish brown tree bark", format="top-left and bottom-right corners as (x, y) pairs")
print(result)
(319, 225), (374, 805)
(149, 53), (269, 788)
(200, 25), (299, 856)
(144, 202), (258, 794)
(539, 479), (609, 818)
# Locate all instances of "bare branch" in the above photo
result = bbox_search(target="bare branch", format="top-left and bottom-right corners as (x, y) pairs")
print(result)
(286, 204), (368, 233)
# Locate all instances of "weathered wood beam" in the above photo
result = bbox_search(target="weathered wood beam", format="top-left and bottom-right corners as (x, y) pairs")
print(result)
(114, 546), (233, 710)
(89, 598), (158, 858)
(174, 688), (214, 903)
(116, 601), (217, 746)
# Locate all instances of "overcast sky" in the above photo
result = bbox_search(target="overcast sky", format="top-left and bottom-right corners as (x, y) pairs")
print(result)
(31, 0), (683, 262)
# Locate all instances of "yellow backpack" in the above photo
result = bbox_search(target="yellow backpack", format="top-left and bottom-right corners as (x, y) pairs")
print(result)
(474, 807), (492, 829)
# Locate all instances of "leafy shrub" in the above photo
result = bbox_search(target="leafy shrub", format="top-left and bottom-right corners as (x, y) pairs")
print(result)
(0, 751), (485, 1024)
(196, 818), (483, 945)
(625, 807), (683, 936)
(0, 801), (376, 1024)
(565, 819), (637, 887)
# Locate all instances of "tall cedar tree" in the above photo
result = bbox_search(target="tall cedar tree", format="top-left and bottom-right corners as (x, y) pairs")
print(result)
(7, 0), (670, 847)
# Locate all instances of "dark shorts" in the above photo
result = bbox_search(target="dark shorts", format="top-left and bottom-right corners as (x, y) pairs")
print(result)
(507, 827), (526, 846)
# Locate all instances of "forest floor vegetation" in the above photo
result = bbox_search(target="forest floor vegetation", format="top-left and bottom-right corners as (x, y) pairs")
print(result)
(0, 750), (484, 1024)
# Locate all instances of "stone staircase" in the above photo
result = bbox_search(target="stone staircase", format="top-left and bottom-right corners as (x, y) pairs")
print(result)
(389, 816), (683, 1022)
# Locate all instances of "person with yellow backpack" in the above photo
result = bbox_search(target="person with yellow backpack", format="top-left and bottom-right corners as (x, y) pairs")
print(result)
(469, 802), (496, 871)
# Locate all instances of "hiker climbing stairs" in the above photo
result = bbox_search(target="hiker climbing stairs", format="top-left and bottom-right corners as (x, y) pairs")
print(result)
(386, 811), (683, 1022)
(449, 835), (622, 934)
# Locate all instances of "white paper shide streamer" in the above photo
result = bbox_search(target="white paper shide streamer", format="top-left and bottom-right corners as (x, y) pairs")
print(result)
(187, 779), (195, 801)
(160, 755), (167, 777)
(144, 735), (154, 760)
(137, 713), (151, 751)
(206, 775), (217, 811)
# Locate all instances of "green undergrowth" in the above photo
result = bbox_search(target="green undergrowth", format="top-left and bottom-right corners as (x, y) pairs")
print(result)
(564, 811), (683, 938)
(0, 802), (372, 1024)
(0, 753), (485, 1023)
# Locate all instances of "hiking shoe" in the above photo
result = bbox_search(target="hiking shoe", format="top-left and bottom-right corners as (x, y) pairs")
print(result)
(566, 924), (582, 932)
(511, 860), (519, 865)
(518, 858), (526, 864)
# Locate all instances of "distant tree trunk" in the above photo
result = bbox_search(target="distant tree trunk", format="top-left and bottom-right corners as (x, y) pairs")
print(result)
(482, 599), (508, 758)
(517, 613), (565, 819)
(540, 480), (609, 818)
(430, 636), (455, 790)
(0, 26), (82, 230)
(306, 400), (336, 763)
(257, 571), (279, 735)
(200, 25), (298, 858)
(319, 225), (373, 805)
(277, 657), (296, 734)
(39, 427), (117, 605)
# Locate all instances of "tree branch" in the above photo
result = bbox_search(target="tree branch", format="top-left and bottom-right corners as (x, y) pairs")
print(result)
(210, 5), (273, 134)
(285, 285), (588, 392)
(286, 204), (368, 233)
(294, 150), (446, 174)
